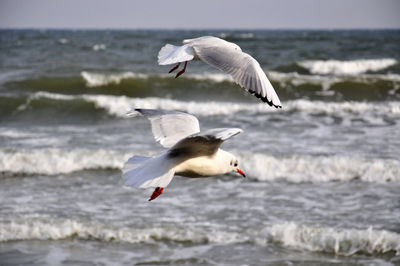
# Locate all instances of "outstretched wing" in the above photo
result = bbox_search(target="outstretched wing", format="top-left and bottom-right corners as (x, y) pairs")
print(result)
(189, 37), (281, 108)
(168, 128), (243, 158)
(158, 44), (195, 65)
(132, 109), (201, 148)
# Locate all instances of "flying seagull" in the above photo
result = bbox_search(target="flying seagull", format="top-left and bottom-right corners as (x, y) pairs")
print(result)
(122, 109), (245, 201)
(158, 36), (281, 108)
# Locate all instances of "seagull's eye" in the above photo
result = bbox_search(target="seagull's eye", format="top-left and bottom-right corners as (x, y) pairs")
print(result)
(234, 162), (238, 167)
(230, 160), (233, 166)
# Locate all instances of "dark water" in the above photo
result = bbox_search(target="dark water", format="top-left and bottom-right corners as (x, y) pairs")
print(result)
(0, 29), (399, 265)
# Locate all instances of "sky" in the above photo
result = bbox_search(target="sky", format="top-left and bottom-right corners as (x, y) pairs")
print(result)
(0, 0), (399, 30)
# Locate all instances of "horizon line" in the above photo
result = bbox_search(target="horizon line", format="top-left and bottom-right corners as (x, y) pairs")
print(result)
(1, 26), (400, 31)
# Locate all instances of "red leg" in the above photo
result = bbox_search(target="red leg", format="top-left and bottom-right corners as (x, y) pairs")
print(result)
(175, 61), (188, 78)
(148, 187), (164, 201)
(168, 63), (181, 73)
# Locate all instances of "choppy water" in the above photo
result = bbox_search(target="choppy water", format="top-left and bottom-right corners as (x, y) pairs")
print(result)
(0, 29), (400, 265)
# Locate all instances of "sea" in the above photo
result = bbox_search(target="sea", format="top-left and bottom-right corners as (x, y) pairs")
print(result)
(0, 29), (399, 265)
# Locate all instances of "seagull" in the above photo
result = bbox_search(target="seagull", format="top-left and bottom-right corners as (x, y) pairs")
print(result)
(122, 109), (245, 201)
(158, 36), (282, 108)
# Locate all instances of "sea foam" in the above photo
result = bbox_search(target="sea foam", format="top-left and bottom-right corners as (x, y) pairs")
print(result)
(80, 70), (400, 91)
(269, 222), (400, 255)
(297, 58), (397, 75)
(1, 219), (399, 255)
(92, 44), (106, 51)
(0, 219), (243, 245)
(22, 91), (400, 118)
(81, 71), (148, 87)
(1, 147), (399, 182)
(240, 153), (400, 183)
(0, 148), (129, 175)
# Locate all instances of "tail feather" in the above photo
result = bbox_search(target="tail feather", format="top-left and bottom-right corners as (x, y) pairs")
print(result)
(122, 154), (175, 189)
(157, 44), (195, 65)
(122, 155), (151, 174)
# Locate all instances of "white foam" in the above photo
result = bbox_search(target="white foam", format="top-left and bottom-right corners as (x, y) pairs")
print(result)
(0, 128), (39, 138)
(269, 222), (400, 255)
(238, 33), (254, 38)
(269, 71), (400, 90)
(297, 58), (398, 75)
(80, 69), (400, 90)
(1, 145), (399, 182)
(92, 44), (106, 51)
(0, 148), (130, 175)
(81, 71), (232, 87)
(240, 154), (400, 183)
(217, 32), (254, 39)
(24, 91), (400, 118)
(58, 38), (68, 44)
(0, 219), (243, 245)
(81, 71), (148, 87)
(1, 219), (399, 255)
(186, 73), (233, 83)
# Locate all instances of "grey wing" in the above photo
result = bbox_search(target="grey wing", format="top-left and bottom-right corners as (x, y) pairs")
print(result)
(168, 128), (243, 158)
(133, 109), (201, 148)
(192, 41), (282, 108)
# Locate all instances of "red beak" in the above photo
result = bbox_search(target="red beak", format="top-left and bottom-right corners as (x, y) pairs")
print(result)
(236, 168), (246, 178)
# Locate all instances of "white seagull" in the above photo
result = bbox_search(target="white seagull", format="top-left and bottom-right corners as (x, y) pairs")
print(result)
(158, 36), (282, 108)
(122, 109), (245, 201)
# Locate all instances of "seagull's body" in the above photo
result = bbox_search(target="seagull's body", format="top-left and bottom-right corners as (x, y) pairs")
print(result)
(158, 36), (282, 108)
(122, 109), (245, 201)
(174, 149), (235, 178)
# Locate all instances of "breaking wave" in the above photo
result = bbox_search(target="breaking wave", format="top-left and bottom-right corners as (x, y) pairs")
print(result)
(0, 219), (245, 245)
(0, 148), (130, 175)
(1, 147), (399, 183)
(17, 92), (400, 118)
(80, 70), (400, 90)
(92, 44), (106, 51)
(268, 71), (400, 91)
(241, 153), (400, 183)
(80, 71), (233, 87)
(297, 58), (397, 75)
(269, 222), (400, 255)
(81, 71), (148, 87)
(1, 219), (399, 255)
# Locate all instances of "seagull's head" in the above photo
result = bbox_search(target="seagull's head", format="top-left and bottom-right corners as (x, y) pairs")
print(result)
(229, 157), (246, 178)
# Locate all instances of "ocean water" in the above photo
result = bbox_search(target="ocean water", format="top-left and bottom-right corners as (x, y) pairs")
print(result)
(0, 29), (400, 265)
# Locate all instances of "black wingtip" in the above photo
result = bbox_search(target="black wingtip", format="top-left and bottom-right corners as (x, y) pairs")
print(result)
(247, 90), (282, 108)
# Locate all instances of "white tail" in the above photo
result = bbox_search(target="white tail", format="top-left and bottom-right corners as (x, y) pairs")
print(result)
(122, 155), (151, 174)
(122, 154), (175, 189)
(157, 44), (195, 65)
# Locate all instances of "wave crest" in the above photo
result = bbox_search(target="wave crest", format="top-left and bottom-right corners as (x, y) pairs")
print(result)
(78, 70), (400, 92)
(297, 58), (397, 75)
(241, 153), (400, 183)
(0, 148), (129, 175)
(1, 219), (399, 255)
(0, 219), (242, 245)
(1, 147), (399, 183)
(81, 71), (148, 87)
(18, 92), (400, 118)
(269, 222), (400, 255)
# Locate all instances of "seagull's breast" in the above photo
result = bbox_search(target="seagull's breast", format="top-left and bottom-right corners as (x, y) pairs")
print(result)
(174, 155), (226, 178)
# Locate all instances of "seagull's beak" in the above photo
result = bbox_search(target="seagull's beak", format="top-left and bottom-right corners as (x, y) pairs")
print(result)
(236, 168), (246, 178)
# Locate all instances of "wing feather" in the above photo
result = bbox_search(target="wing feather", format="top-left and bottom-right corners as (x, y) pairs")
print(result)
(134, 109), (200, 148)
(190, 37), (282, 108)
(168, 128), (243, 158)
